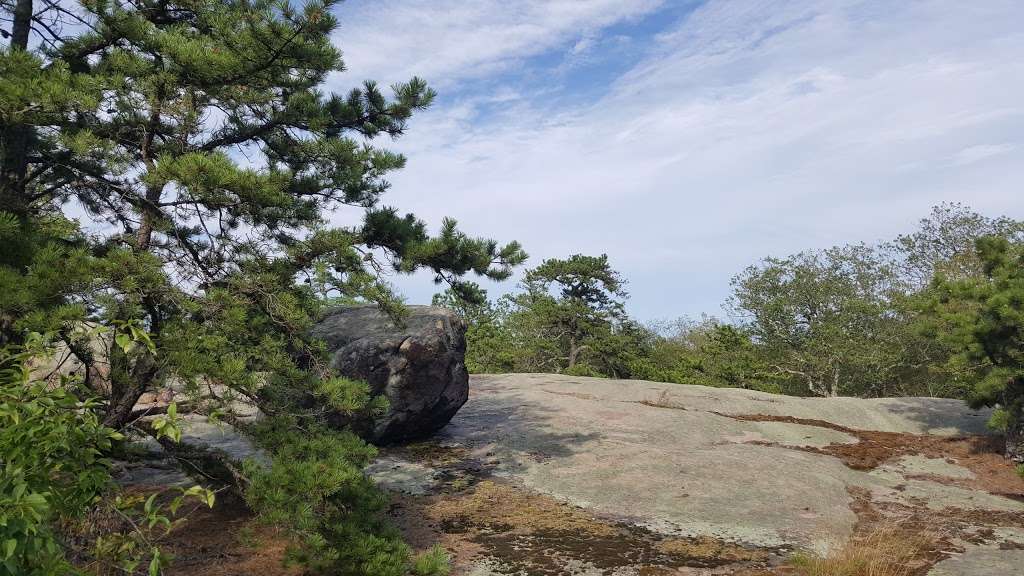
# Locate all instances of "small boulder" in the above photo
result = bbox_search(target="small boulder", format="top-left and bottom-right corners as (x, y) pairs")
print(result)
(311, 305), (469, 444)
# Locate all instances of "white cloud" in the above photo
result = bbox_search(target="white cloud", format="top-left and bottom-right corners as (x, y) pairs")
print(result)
(951, 143), (1016, 166)
(329, 0), (1024, 320)
(332, 0), (664, 88)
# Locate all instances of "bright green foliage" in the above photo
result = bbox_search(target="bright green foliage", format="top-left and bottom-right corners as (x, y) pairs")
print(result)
(433, 286), (519, 373)
(3, 0), (524, 427)
(448, 206), (1022, 402)
(691, 324), (781, 392)
(0, 344), (116, 575)
(412, 545), (451, 576)
(436, 255), (651, 378)
(2, 0), (523, 573)
(89, 485), (216, 576)
(0, 46), (100, 220)
(626, 319), (782, 392)
(729, 244), (938, 397)
(920, 236), (1024, 460)
(0, 212), (95, 348)
(0, 341), (214, 576)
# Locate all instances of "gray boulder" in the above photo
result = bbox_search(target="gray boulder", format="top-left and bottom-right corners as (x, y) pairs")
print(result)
(311, 305), (469, 444)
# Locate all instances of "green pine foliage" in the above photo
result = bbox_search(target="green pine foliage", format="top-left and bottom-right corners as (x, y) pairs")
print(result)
(242, 416), (450, 575)
(513, 254), (632, 375)
(432, 284), (520, 373)
(630, 321), (784, 393)
(919, 236), (1024, 460)
(2, 0), (524, 573)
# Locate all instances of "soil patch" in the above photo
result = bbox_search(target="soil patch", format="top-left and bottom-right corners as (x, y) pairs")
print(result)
(160, 494), (299, 576)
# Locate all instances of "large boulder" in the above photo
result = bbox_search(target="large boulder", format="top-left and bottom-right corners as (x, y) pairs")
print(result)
(311, 305), (469, 444)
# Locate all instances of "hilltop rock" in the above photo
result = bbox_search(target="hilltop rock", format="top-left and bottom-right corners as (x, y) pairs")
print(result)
(311, 305), (469, 444)
(368, 374), (1024, 575)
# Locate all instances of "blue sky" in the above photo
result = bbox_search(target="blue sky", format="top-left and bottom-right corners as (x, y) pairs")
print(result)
(326, 0), (1024, 322)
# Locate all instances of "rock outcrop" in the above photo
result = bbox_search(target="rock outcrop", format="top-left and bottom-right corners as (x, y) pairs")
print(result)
(367, 374), (1024, 575)
(311, 305), (469, 444)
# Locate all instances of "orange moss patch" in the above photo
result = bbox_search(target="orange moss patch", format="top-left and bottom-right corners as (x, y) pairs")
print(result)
(721, 413), (1024, 500)
(427, 479), (618, 536)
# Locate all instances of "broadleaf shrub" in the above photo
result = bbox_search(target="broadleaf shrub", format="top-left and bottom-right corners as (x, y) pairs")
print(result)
(0, 344), (119, 575)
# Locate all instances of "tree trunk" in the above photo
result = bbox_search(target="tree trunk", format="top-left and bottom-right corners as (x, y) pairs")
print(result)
(568, 337), (579, 370)
(103, 346), (159, 429)
(1005, 378), (1024, 463)
(0, 0), (34, 218)
(10, 0), (32, 49)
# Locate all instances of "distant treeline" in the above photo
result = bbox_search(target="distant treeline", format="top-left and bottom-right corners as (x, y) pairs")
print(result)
(435, 203), (1023, 405)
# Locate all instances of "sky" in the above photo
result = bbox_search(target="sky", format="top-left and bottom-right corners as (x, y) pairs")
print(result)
(325, 0), (1024, 322)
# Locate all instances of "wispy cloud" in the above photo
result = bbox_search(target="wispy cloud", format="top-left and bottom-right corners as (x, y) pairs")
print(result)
(951, 143), (1016, 166)
(333, 0), (665, 88)
(329, 0), (1024, 320)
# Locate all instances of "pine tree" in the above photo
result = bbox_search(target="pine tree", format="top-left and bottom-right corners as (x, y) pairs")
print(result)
(515, 254), (629, 374)
(922, 236), (1024, 461)
(2, 0), (524, 424)
(2, 0), (525, 572)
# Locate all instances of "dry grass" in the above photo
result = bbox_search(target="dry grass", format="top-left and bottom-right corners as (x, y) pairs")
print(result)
(787, 526), (934, 576)
(638, 389), (684, 410)
(657, 535), (769, 563)
(426, 479), (618, 536)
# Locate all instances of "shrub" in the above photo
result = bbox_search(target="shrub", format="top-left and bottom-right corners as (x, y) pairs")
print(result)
(0, 341), (213, 576)
(0, 344), (121, 575)
(242, 417), (449, 576)
(988, 408), (1010, 432)
(412, 545), (450, 576)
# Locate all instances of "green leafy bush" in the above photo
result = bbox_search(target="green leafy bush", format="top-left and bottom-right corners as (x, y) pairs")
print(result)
(0, 341), (214, 576)
(0, 344), (120, 575)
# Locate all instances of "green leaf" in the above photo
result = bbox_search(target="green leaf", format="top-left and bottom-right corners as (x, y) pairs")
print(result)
(115, 333), (132, 353)
(149, 550), (162, 576)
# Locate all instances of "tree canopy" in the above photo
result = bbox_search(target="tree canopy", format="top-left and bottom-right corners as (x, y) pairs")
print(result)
(920, 236), (1024, 461)
(0, 1), (524, 573)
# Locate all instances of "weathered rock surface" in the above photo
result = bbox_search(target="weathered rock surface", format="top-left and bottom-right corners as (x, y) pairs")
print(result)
(311, 305), (469, 444)
(369, 374), (1024, 575)
(115, 414), (269, 492)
